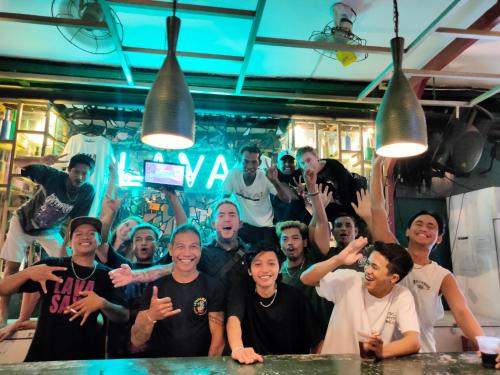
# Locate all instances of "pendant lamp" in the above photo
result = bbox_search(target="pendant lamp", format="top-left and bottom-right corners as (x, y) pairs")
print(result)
(375, 0), (427, 158)
(141, 1), (195, 149)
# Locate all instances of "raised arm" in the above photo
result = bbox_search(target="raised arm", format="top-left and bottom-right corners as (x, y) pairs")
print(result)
(164, 189), (187, 226)
(305, 167), (331, 255)
(14, 153), (68, 169)
(370, 157), (398, 243)
(131, 286), (181, 348)
(0, 264), (66, 296)
(441, 273), (484, 346)
(351, 189), (372, 233)
(266, 162), (293, 203)
(300, 237), (368, 286)
(108, 263), (173, 287)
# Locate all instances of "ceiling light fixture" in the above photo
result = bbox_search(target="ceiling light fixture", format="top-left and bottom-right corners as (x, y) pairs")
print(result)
(375, 0), (427, 158)
(141, 0), (195, 150)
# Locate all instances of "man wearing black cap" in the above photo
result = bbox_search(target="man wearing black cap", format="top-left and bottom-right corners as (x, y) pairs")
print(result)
(0, 153), (96, 326)
(0, 216), (128, 361)
(272, 150), (310, 223)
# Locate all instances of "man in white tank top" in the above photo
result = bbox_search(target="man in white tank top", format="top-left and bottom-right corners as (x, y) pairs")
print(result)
(362, 157), (484, 352)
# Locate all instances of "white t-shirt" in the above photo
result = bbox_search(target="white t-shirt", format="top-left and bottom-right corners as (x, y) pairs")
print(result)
(222, 168), (277, 227)
(57, 134), (115, 217)
(317, 269), (420, 355)
(400, 261), (451, 352)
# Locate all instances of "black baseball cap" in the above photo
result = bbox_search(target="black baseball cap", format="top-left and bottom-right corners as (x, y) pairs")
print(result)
(69, 216), (102, 238)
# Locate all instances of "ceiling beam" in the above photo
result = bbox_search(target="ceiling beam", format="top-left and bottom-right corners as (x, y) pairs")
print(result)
(357, 0), (464, 101)
(235, 0), (266, 94)
(411, 1), (500, 97)
(404, 68), (500, 82)
(122, 46), (243, 61)
(435, 26), (500, 40)
(0, 70), (470, 108)
(470, 85), (500, 106)
(97, 0), (134, 86)
(107, 0), (255, 19)
(0, 11), (107, 29)
(255, 37), (391, 55)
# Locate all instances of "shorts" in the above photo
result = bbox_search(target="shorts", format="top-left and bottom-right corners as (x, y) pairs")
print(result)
(0, 215), (63, 263)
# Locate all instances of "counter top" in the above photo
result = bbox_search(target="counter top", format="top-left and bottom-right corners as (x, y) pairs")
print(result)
(0, 352), (494, 374)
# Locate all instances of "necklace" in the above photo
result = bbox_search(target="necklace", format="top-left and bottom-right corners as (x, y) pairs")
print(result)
(71, 260), (97, 280)
(257, 288), (278, 308)
(284, 259), (305, 279)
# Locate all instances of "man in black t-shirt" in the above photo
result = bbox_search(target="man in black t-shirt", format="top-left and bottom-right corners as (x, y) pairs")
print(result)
(131, 224), (225, 357)
(109, 199), (253, 302)
(0, 153), (96, 326)
(0, 216), (128, 361)
(296, 146), (362, 222)
(227, 242), (323, 364)
(278, 166), (334, 333)
(271, 150), (310, 224)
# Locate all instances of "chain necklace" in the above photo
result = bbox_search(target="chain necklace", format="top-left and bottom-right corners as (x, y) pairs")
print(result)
(71, 260), (97, 281)
(284, 259), (305, 279)
(257, 287), (278, 308)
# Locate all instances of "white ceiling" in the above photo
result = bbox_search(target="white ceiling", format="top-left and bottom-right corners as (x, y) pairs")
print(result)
(0, 0), (497, 87)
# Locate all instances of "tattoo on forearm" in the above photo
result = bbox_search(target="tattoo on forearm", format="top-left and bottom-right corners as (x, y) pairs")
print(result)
(208, 312), (225, 326)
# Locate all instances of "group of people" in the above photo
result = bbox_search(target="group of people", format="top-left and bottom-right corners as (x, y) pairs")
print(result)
(0, 144), (498, 369)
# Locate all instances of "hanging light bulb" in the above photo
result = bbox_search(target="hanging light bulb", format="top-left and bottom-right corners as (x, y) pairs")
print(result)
(141, 0), (195, 149)
(375, 0), (427, 158)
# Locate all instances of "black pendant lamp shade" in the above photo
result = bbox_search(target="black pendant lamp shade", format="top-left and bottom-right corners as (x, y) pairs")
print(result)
(375, 37), (428, 157)
(141, 16), (195, 149)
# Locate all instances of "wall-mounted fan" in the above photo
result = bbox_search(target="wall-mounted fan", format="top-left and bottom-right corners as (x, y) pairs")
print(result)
(51, 0), (123, 54)
(309, 2), (367, 66)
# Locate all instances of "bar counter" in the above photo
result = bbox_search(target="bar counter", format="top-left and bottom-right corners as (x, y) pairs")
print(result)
(0, 353), (495, 374)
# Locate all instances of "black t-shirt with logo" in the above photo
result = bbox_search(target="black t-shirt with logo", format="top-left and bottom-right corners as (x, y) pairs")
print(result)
(139, 272), (224, 357)
(18, 165), (95, 235)
(19, 257), (123, 362)
(227, 281), (324, 355)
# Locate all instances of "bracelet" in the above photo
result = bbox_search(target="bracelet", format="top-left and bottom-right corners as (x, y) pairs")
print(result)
(145, 311), (157, 324)
(307, 191), (319, 197)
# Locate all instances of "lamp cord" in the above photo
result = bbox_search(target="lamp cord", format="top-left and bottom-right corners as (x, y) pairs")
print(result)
(393, 0), (399, 38)
(173, 0), (177, 17)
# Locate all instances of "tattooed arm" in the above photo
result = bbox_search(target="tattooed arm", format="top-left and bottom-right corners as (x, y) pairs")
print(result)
(208, 311), (225, 356)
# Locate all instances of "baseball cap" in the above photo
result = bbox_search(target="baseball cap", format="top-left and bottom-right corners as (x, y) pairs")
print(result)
(69, 216), (102, 238)
(277, 149), (295, 161)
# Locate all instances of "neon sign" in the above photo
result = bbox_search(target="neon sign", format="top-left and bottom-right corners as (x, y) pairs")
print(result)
(118, 151), (230, 190)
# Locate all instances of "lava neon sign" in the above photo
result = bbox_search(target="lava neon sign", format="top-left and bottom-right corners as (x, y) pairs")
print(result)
(118, 151), (229, 190)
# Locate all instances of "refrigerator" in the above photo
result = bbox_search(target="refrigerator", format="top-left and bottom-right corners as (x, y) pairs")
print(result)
(447, 187), (500, 320)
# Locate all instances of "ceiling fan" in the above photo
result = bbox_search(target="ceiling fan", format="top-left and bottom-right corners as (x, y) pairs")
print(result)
(309, 2), (368, 66)
(51, 0), (123, 54)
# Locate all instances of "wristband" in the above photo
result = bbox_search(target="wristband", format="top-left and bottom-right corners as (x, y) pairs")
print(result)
(145, 311), (157, 324)
(307, 191), (319, 197)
